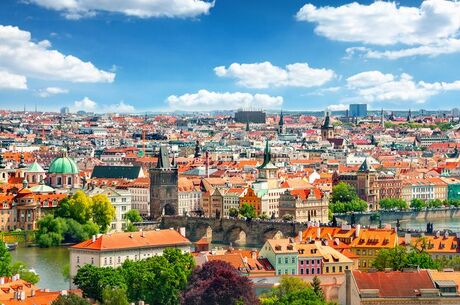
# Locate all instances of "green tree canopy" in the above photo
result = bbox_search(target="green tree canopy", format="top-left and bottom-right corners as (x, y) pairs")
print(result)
(124, 209), (142, 223)
(260, 277), (333, 305)
(372, 246), (439, 271)
(51, 293), (91, 305)
(330, 182), (368, 213)
(91, 194), (116, 233)
(410, 198), (426, 210)
(239, 203), (256, 219)
(379, 198), (408, 210)
(10, 261), (39, 284)
(0, 242), (11, 277)
(56, 190), (93, 224)
(102, 287), (129, 305)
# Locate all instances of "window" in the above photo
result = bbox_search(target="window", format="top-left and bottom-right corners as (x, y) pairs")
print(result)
(118, 257), (121, 264)
(292, 269), (295, 274)
(306, 260), (309, 265)
(285, 258), (288, 264)
(122, 206), (127, 211)
(312, 268), (315, 274)
(339, 266), (343, 273)
(91, 257), (94, 264)
(77, 256), (80, 263)
(57, 177), (62, 185)
(67, 177), (72, 185)
(332, 266), (336, 273)
(285, 269), (288, 274)
(317, 268), (320, 274)
(306, 269), (309, 275)
(291, 257), (295, 264)
(278, 257), (281, 264)
(326, 267), (329, 273)
(104, 258), (107, 265)
(300, 269), (304, 275)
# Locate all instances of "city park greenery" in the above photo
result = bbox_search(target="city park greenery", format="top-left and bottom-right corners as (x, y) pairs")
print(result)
(36, 190), (115, 247)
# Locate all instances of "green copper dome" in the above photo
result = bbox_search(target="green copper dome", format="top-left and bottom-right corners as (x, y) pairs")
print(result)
(48, 157), (79, 174)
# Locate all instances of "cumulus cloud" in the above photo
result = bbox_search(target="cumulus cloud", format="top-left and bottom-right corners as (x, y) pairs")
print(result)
(327, 104), (348, 111)
(167, 89), (283, 110)
(28, 0), (214, 19)
(73, 97), (97, 112)
(297, 0), (460, 59)
(0, 70), (27, 90)
(72, 97), (136, 113)
(345, 71), (460, 103)
(38, 87), (69, 98)
(0, 25), (115, 87)
(215, 62), (335, 88)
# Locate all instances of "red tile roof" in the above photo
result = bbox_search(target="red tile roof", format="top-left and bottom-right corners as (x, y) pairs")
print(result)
(70, 229), (190, 251)
(353, 270), (435, 298)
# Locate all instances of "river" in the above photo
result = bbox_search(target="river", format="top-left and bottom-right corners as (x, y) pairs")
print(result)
(9, 216), (460, 291)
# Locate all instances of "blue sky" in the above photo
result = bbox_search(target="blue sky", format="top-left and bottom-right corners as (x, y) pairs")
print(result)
(0, 0), (460, 113)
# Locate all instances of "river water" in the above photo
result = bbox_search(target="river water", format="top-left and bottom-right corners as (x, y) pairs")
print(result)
(9, 217), (460, 291)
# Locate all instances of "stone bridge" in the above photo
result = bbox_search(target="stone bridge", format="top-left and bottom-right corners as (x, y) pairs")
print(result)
(161, 216), (309, 246)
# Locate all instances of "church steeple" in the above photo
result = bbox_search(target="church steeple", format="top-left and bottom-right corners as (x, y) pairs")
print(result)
(194, 140), (201, 158)
(278, 111), (285, 134)
(18, 153), (26, 169)
(321, 111), (334, 140)
(245, 120), (250, 132)
(407, 109), (412, 122)
(258, 140), (272, 169)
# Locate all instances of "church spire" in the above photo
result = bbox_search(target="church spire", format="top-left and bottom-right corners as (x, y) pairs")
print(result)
(258, 140), (271, 169)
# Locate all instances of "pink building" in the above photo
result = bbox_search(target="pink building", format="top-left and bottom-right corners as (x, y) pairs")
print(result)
(297, 243), (323, 275)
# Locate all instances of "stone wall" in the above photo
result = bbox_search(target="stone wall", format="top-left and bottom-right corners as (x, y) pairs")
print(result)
(335, 208), (460, 227)
(161, 216), (309, 246)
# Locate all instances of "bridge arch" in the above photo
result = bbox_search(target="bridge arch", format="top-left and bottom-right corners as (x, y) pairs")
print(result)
(225, 225), (247, 246)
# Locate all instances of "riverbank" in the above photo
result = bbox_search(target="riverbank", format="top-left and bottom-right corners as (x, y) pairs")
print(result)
(335, 207), (460, 229)
(10, 246), (70, 291)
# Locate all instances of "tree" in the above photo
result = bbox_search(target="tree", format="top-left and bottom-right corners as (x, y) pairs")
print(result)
(64, 219), (99, 243)
(239, 203), (256, 219)
(228, 208), (239, 218)
(427, 199), (443, 208)
(435, 256), (460, 271)
(51, 293), (91, 305)
(331, 182), (357, 204)
(73, 264), (126, 302)
(102, 287), (129, 305)
(282, 214), (294, 221)
(311, 276), (324, 300)
(372, 246), (438, 271)
(122, 248), (195, 305)
(330, 182), (368, 213)
(56, 191), (92, 224)
(410, 198), (426, 210)
(181, 260), (258, 305)
(0, 242), (11, 277)
(124, 209), (142, 223)
(35, 215), (68, 247)
(10, 261), (39, 284)
(379, 198), (408, 210)
(260, 276), (332, 305)
(91, 194), (116, 233)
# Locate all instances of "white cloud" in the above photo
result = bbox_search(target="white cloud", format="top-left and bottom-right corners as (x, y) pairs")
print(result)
(29, 0), (214, 19)
(215, 62), (335, 88)
(106, 101), (135, 113)
(73, 97), (97, 112)
(72, 97), (136, 113)
(297, 0), (460, 58)
(327, 104), (348, 111)
(0, 25), (115, 86)
(167, 89), (283, 110)
(345, 71), (460, 104)
(0, 70), (27, 90)
(38, 87), (69, 98)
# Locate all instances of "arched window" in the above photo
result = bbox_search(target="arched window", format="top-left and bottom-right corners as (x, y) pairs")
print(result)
(57, 177), (62, 186)
(67, 177), (72, 185)
(32, 175), (36, 183)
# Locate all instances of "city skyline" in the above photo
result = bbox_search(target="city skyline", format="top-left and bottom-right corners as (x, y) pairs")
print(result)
(1, 0), (460, 113)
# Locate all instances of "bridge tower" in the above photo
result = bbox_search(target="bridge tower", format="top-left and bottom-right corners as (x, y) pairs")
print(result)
(149, 145), (178, 219)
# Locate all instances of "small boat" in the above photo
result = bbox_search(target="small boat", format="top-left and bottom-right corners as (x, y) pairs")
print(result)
(6, 243), (17, 251)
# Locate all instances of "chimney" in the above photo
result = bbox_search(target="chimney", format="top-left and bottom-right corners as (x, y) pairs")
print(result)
(316, 226), (321, 239)
(298, 230), (303, 242)
(355, 224), (361, 238)
(345, 269), (352, 305)
(0, 277), (4, 285)
(20, 291), (26, 301)
(60, 290), (68, 296)
(31, 289), (35, 297)
(15, 274), (19, 280)
(243, 257), (248, 264)
(141, 230), (145, 238)
(404, 233), (412, 246)
(251, 250), (257, 260)
(92, 235), (96, 243)
(179, 227), (186, 237)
